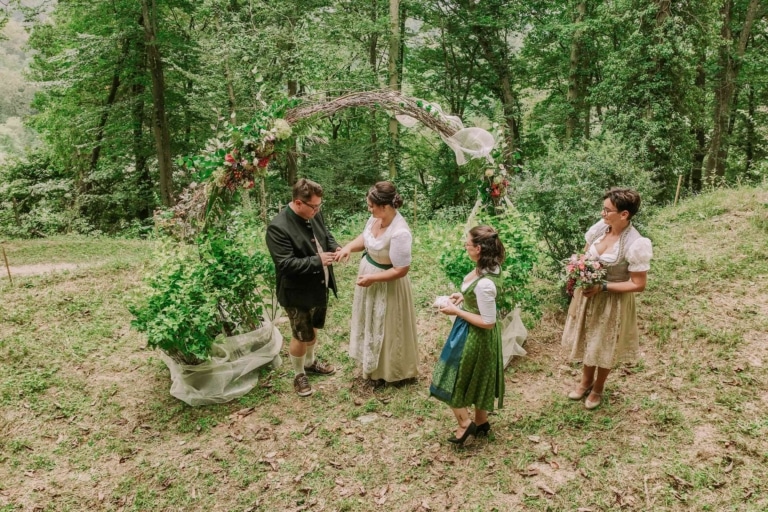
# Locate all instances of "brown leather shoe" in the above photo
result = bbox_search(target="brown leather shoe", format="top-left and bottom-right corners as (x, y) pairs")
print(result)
(293, 373), (313, 397)
(304, 359), (336, 375)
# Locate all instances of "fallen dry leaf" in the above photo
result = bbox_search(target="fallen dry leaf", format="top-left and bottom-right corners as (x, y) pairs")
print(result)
(260, 459), (279, 471)
(527, 435), (541, 443)
(667, 473), (693, 489)
(235, 407), (255, 417)
(537, 483), (556, 496)
(518, 468), (539, 477)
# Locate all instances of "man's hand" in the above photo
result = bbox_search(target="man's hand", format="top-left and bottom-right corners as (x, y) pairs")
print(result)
(320, 252), (336, 266)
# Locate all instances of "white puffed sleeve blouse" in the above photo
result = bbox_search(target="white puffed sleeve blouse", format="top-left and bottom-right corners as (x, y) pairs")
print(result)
(585, 220), (653, 272)
(362, 212), (412, 268)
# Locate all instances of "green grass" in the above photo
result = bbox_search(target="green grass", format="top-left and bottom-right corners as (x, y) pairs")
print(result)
(0, 185), (767, 511)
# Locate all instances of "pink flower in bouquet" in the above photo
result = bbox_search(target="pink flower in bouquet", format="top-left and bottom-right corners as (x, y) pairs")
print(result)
(562, 253), (607, 297)
(224, 153), (236, 164)
(257, 156), (271, 168)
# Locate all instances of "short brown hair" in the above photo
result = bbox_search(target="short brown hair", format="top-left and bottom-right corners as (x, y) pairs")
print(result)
(604, 187), (642, 218)
(292, 178), (323, 202)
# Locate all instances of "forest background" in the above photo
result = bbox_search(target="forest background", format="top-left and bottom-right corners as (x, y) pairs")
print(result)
(1, 1), (768, 511)
(0, 0), (766, 239)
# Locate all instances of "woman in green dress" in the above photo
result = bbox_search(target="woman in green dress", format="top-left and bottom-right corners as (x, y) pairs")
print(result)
(430, 225), (506, 444)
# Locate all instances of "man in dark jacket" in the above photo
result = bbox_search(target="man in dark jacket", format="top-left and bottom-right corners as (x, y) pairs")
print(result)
(266, 178), (341, 397)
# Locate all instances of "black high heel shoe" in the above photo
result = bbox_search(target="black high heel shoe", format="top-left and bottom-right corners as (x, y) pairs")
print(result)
(447, 422), (477, 445)
(476, 422), (491, 436)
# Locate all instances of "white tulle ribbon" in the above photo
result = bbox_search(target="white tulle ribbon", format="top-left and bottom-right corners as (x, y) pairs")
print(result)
(396, 102), (495, 165)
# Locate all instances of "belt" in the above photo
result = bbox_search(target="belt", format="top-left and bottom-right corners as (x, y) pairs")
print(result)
(363, 252), (393, 270)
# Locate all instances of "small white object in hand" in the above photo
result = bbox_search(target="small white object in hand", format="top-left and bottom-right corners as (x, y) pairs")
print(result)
(433, 295), (451, 308)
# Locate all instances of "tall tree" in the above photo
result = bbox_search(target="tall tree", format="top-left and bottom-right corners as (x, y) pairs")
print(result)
(141, 0), (174, 206)
(566, 1), (587, 141)
(387, 0), (401, 177)
(704, 0), (763, 179)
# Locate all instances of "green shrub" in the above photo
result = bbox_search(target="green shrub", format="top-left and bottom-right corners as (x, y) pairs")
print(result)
(513, 133), (658, 266)
(438, 205), (542, 317)
(130, 228), (275, 364)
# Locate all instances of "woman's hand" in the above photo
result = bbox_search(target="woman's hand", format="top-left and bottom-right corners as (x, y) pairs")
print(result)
(356, 274), (374, 288)
(335, 246), (353, 263)
(449, 292), (464, 306)
(438, 302), (461, 316)
(582, 284), (601, 298)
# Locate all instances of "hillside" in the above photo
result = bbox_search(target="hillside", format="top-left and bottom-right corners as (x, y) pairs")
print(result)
(0, 184), (766, 511)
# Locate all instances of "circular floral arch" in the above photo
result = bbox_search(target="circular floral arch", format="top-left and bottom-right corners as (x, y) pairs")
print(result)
(164, 90), (496, 237)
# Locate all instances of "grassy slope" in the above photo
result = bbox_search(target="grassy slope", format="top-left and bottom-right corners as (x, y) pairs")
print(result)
(0, 185), (766, 512)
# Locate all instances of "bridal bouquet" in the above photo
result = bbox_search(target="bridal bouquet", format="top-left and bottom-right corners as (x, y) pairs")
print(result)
(562, 254), (607, 297)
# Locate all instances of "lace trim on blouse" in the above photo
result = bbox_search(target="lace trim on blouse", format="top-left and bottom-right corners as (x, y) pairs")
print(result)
(585, 220), (653, 272)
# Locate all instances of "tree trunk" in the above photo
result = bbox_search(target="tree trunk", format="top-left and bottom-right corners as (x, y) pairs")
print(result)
(464, 0), (521, 165)
(566, 1), (586, 141)
(689, 54), (707, 192)
(745, 83), (755, 175)
(141, 0), (175, 207)
(286, 79), (299, 185)
(387, 0), (401, 178)
(133, 78), (152, 220)
(704, 0), (760, 180)
(368, 0), (380, 165)
(89, 39), (128, 180)
(474, 34), (520, 166)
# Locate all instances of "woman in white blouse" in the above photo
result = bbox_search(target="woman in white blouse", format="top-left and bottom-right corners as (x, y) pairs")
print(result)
(337, 182), (419, 386)
(430, 225), (506, 444)
(562, 187), (653, 409)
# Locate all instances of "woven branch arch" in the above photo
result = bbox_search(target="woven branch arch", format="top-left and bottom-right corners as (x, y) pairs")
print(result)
(161, 90), (495, 239)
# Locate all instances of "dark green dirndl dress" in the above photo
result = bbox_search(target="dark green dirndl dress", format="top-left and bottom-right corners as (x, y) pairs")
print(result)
(430, 273), (505, 411)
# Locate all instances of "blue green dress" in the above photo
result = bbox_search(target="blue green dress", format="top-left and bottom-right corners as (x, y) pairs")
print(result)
(430, 273), (505, 410)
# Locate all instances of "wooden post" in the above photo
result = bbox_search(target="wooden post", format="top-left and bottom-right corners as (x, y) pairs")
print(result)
(1, 245), (12, 286)
(674, 174), (683, 206)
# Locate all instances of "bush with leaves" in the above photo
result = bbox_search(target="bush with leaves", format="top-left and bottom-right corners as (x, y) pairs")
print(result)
(0, 152), (81, 238)
(130, 224), (275, 365)
(438, 204), (541, 318)
(513, 134), (658, 267)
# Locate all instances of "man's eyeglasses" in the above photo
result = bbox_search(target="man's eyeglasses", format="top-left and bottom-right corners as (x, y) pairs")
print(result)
(601, 207), (618, 214)
(301, 200), (323, 212)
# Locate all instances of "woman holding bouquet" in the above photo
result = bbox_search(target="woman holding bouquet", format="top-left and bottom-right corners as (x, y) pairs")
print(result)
(430, 225), (506, 444)
(563, 187), (653, 409)
(337, 182), (419, 386)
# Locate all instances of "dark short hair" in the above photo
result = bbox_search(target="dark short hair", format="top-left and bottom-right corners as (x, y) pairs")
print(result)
(469, 225), (506, 273)
(604, 187), (642, 218)
(293, 178), (323, 202)
(368, 181), (403, 209)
